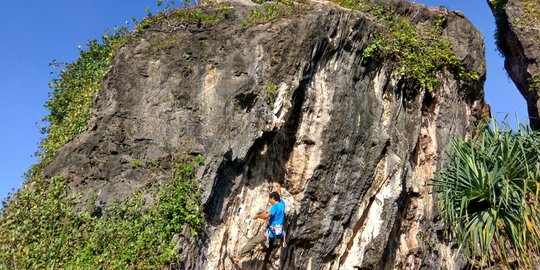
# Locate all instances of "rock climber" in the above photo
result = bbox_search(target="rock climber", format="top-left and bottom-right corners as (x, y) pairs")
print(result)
(234, 182), (286, 262)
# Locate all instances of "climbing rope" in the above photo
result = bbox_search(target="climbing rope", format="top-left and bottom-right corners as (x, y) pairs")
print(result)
(232, 209), (250, 239)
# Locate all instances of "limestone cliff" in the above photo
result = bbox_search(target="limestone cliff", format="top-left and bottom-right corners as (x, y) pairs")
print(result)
(488, 0), (540, 129)
(43, 0), (486, 269)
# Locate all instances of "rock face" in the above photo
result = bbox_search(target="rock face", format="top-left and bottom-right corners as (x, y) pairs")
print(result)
(488, 0), (540, 129)
(45, 1), (486, 269)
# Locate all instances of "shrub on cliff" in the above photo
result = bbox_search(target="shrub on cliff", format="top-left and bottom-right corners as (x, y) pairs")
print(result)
(0, 157), (203, 269)
(433, 121), (540, 268)
(41, 27), (129, 165)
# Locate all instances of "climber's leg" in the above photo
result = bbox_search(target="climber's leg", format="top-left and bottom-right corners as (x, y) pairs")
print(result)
(239, 232), (266, 257)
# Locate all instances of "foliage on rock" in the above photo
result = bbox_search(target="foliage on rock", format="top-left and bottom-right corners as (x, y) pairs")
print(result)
(516, 0), (540, 28)
(173, 2), (231, 26)
(488, 0), (540, 55)
(334, 0), (479, 92)
(243, 0), (297, 26)
(0, 157), (204, 269)
(42, 28), (129, 165)
(490, 0), (511, 57)
(266, 81), (278, 106)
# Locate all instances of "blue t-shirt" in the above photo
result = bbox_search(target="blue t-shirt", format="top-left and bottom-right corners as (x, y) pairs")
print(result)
(268, 199), (285, 227)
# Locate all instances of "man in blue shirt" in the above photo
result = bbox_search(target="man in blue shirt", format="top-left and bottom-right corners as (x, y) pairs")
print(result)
(235, 182), (286, 261)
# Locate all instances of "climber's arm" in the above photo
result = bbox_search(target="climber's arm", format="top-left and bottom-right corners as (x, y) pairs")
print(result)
(276, 182), (282, 198)
(254, 211), (271, 220)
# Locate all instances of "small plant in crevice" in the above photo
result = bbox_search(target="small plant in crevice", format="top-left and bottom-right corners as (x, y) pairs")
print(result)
(530, 75), (540, 95)
(432, 121), (540, 269)
(147, 34), (183, 59)
(0, 156), (205, 269)
(136, 17), (152, 32)
(243, 0), (296, 26)
(130, 159), (145, 168)
(174, 3), (230, 26)
(266, 81), (278, 106)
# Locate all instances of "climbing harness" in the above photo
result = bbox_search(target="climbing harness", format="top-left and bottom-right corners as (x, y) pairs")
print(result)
(265, 224), (286, 248)
(269, 224), (284, 236)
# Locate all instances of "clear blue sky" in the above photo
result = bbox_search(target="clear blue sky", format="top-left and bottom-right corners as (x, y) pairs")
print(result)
(0, 0), (527, 203)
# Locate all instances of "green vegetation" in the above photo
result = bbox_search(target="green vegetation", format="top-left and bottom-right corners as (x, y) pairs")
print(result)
(516, 0), (540, 27)
(147, 34), (183, 60)
(138, 1), (231, 35)
(174, 2), (230, 26)
(363, 14), (479, 91)
(266, 81), (278, 106)
(157, 0), (188, 10)
(432, 121), (540, 268)
(243, 0), (295, 26)
(0, 157), (204, 269)
(491, 0), (510, 57)
(130, 159), (145, 168)
(334, 0), (479, 92)
(136, 18), (152, 32)
(531, 76), (540, 95)
(491, 0), (540, 53)
(134, 0), (234, 56)
(42, 28), (129, 165)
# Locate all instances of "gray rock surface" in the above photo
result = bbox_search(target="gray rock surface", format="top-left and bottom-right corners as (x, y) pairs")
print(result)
(45, 1), (486, 269)
(488, 0), (540, 129)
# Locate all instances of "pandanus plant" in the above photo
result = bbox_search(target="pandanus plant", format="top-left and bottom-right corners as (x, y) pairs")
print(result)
(432, 121), (540, 268)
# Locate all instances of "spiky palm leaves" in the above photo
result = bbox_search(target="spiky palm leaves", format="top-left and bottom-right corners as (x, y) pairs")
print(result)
(433, 122), (540, 268)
